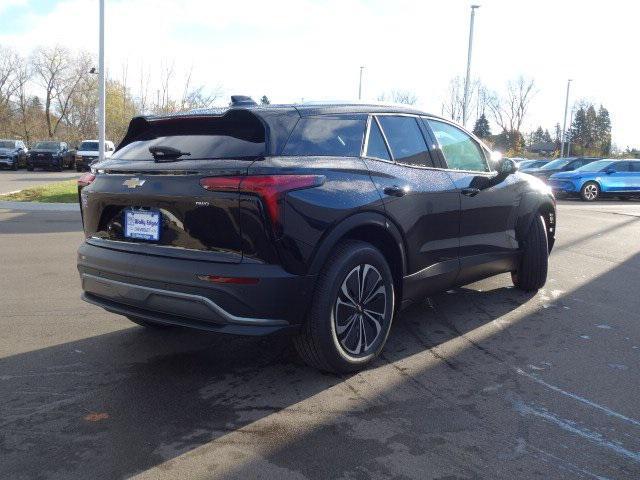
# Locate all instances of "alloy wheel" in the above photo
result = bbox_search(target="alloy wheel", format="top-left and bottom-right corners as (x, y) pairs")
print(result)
(333, 264), (387, 356)
(583, 184), (598, 201)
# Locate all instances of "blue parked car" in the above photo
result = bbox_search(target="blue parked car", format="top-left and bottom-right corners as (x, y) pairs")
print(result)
(548, 159), (640, 201)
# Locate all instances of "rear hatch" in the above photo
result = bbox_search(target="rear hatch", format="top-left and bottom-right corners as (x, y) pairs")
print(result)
(81, 111), (266, 263)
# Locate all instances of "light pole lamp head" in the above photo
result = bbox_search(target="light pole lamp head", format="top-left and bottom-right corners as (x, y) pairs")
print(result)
(471, 5), (481, 9)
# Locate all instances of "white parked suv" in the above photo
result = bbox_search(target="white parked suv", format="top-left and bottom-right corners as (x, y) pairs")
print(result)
(75, 140), (115, 172)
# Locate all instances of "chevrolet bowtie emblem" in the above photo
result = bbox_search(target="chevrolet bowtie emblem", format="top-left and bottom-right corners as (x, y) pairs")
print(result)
(123, 178), (146, 188)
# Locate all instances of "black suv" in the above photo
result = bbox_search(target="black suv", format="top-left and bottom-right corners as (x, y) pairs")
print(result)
(77, 101), (556, 373)
(0, 139), (28, 170)
(27, 141), (75, 171)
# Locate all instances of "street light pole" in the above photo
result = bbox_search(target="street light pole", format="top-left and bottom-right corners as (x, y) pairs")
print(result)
(98, 0), (105, 162)
(462, 5), (480, 127)
(560, 79), (572, 157)
(358, 66), (364, 101)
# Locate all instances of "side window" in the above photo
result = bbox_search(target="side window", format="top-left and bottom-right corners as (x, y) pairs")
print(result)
(283, 116), (365, 157)
(427, 119), (489, 172)
(613, 162), (631, 172)
(365, 118), (391, 161)
(631, 162), (640, 172)
(376, 116), (433, 167)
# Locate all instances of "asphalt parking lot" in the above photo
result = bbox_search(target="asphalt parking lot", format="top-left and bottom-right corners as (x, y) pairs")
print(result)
(0, 170), (80, 195)
(1, 199), (639, 479)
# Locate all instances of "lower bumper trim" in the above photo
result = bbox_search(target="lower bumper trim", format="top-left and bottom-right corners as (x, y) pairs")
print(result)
(81, 273), (289, 328)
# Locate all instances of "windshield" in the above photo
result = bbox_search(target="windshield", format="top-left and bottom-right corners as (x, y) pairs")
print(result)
(574, 160), (614, 172)
(79, 141), (99, 151)
(0, 141), (15, 149)
(34, 142), (60, 151)
(540, 158), (572, 170)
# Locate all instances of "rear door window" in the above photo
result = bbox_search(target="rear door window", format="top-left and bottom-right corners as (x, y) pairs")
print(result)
(283, 116), (365, 157)
(427, 119), (489, 172)
(376, 116), (433, 167)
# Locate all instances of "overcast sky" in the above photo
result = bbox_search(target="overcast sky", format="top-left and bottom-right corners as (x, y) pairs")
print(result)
(0, 0), (637, 149)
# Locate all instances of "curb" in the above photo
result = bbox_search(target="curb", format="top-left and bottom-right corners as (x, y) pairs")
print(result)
(0, 201), (80, 212)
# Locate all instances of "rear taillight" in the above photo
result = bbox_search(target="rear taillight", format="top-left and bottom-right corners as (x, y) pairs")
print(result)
(77, 173), (96, 187)
(200, 175), (324, 231)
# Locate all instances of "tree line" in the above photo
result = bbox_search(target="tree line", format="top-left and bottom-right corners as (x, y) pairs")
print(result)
(440, 75), (613, 157)
(0, 44), (222, 146)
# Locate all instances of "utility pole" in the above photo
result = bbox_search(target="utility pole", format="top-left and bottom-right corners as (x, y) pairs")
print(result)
(566, 107), (575, 157)
(98, 0), (105, 162)
(358, 66), (365, 101)
(560, 79), (572, 157)
(462, 5), (480, 127)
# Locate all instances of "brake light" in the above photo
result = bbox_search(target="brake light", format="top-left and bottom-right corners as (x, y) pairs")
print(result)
(77, 172), (96, 187)
(200, 175), (324, 231)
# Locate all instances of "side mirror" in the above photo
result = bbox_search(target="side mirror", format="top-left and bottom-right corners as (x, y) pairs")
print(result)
(498, 158), (518, 175)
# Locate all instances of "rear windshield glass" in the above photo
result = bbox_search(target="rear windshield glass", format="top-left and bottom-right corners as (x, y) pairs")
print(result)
(79, 141), (99, 151)
(0, 141), (15, 148)
(113, 111), (266, 161)
(282, 117), (365, 157)
(34, 142), (60, 150)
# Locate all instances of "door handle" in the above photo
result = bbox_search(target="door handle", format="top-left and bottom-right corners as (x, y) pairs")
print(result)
(383, 185), (408, 197)
(461, 187), (481, 197)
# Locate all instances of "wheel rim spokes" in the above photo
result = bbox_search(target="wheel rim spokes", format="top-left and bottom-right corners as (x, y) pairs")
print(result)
(334, 264), (387, 356)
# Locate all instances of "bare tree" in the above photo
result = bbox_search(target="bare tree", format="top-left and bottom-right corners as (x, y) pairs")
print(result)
(31, 46), (92, 138)
(487, 76), (536, 133)
(377, 90), (418, 105)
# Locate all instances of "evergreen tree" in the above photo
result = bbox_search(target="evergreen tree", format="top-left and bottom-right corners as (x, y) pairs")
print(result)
(584, 105), (597, 149)
(595, 106), (612, 155)
(554, 123), (562, 150)
(543, 129), (553, 143)
(472, 113), (491, 138)
(570, 107), (587, 150)
(531, 126), (545, 145)
(260, 95), (270, 105)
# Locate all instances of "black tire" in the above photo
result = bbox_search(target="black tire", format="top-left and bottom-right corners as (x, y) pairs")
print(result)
(512, 215), (549, 291)
(294, 240), (395, 373)
(126, 316), (174, 329)
(580, 181), (600, 201)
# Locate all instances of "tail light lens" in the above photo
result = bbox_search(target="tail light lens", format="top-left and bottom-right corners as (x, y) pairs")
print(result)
(77, 172), (96, 188)
(200, 175), (324, 232)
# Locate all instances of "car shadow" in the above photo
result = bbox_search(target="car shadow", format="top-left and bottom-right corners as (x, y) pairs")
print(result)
(0, 283), (536, 479)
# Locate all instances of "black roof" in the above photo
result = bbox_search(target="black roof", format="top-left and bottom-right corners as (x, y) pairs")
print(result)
(146, 102), (434, 120)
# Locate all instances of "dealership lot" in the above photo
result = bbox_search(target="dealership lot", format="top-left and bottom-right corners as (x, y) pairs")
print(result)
(1, 200), (639, 479)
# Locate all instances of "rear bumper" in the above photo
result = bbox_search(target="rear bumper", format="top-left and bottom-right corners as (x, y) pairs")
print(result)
(77, 241), (315, 335)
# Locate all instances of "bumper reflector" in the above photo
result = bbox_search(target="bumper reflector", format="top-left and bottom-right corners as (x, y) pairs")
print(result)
(197, 275), (260, 285)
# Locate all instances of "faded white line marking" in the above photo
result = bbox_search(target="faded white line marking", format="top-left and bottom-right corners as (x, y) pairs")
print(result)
(516, 368), (640, 428)
(514, 400), (640, 463)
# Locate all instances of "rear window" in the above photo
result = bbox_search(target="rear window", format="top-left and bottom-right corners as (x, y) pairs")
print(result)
(79, 141), (99, 151)
(282, 116), (365, 157)
(113, 111), (266, 161)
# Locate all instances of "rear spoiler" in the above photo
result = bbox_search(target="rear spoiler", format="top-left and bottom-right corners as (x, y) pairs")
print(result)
(116, 108), (299, 156)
